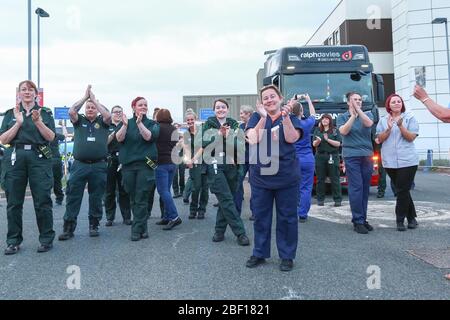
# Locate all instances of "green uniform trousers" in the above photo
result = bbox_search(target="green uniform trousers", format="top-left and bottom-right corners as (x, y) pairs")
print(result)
(104, 156), (131, 222)
(122, 162), (154, 237)
(378, 158), (387, 193)
(52, 157), (64, 203)
(172, 164), (185, 195)
(189, 165), (209, 215)
(64, 160), (107, 227)
(2, 148), (55, 246)
(315, 153), (342, 203)
(183, 176), (193, 201)
(207, 164), (246, 237)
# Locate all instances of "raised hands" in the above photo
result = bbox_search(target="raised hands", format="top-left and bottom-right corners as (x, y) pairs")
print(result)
(413, 85), (429, 102)
(31, 109), (42, 123)
(85, 85), (92, 100)
(281, 103), (292, 118)
(387, 115), (395, 129)
(13, 102), (24, 126)
(256, 100), (267, 118)
(122, 113), (129, 127)
(136, 112), (143, 125)
(219, 124), (230, 138)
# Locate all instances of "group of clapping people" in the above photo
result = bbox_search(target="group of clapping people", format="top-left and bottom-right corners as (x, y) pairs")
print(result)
(0, 79), (444, 273)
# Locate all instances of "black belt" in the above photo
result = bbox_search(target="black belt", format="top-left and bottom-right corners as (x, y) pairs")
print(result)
(318, 151), (338, 155)
(108, 151), (120, 157)
(13, 143), (40, 150)
(76, 158), (107, 164)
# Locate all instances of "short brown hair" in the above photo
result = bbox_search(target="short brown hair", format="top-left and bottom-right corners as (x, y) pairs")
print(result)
(259, 85), (282, 101)
(346, 91), (361, 101)
(292, 102), (303, 117)
(156, 108), (173, 124)
(18, 80), (38, 94)
(213, 99), (230, 110)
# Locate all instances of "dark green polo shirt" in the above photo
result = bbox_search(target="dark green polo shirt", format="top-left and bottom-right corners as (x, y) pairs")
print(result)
(183, 125), (202, 159)
(202, 117), (244, 163)
(0, 104), (56, 145)
(72, 114), (109, 161)
(50, 133), (66, 158)
(108, 122), (123, 155)
(313, 128), (342, 154)
(119, 115), (160, 166)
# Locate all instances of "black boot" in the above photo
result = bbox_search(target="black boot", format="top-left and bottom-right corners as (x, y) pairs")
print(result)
(58, 221), (75, 241)
(89, 217), (100, 237)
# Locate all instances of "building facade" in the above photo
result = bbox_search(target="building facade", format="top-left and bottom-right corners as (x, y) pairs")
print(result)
(392, 0), (450, 159)
(183, 94), (258, 122)
(306, 0), (396, 105)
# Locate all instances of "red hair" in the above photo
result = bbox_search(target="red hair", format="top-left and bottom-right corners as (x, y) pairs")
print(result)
(131, 96), (146, 108)
(385, 94), (406, 114)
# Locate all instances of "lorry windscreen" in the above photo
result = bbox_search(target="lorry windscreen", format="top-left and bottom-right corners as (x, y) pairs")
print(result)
(283, 72), (374, 105)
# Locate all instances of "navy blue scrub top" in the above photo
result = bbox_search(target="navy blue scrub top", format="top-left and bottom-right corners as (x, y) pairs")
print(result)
(246, 113), (303, 190)
(295, 115), (316, 163)
(240, 122), (250, 165)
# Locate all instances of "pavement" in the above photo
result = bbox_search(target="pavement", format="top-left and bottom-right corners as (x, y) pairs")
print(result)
(0, 171), (450, 300)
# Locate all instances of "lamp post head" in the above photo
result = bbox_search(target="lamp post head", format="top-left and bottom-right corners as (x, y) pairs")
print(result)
(432, 18), (447, 24)
(35, 8), (50, 18)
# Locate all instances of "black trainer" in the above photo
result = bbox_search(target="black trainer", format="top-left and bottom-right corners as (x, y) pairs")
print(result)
(131, 234), (141, 242)
(354, 224), (369, 234)
(237, 234), (250, 246)
(197, 212), (205, 220)
(280, 259), (294, 272)
(105, 221), (114, 227)
(246, 256), (266, 268)
(212, 233), (225, 242)
(156, 220), (169, 226)
(123, 219), (132, 226)
(397, 222), (407, 232)
(59, 221), (76, 241)
(37, 244), (53, 253)
(298, 217), (308, 224)
(162, 217), (182, 231)
(364, 222), (374, 232)
(188, 212), (197, 220)
(4, 245), (20, 256)
(408, 219), (418, 230)
(89, 226), (100, 237)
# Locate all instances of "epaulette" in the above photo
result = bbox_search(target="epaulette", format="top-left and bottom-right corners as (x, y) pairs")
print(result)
(42, 107), (53, 114)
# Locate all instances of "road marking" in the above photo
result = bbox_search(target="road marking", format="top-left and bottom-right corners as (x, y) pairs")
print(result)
(172, 229), (199, 249)
(309, 201), (450, 228)
(280, 287), (304, 300)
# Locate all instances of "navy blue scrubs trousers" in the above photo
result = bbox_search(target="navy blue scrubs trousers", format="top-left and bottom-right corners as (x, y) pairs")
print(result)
(251, 183), (299, 260)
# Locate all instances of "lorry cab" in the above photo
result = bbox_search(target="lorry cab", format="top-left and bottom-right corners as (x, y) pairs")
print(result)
(262, 45), (385, 187)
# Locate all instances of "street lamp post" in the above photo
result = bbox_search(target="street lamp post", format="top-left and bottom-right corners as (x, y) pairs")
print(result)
(432, 18), (450, 95)
(35, 8), (50, 90)
(28, 0), (32, 80)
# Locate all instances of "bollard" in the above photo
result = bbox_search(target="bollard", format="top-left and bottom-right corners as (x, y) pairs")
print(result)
(424, 149), (433, 172)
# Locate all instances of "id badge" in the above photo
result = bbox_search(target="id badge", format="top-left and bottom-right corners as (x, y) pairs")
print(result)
(87, 137), (96, 142)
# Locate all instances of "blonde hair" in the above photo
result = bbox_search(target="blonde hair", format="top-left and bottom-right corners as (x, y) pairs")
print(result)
(185, 108), (197, 119)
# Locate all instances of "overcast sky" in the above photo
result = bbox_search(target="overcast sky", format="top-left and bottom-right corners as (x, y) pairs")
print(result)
(0, 0), (339, 121)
